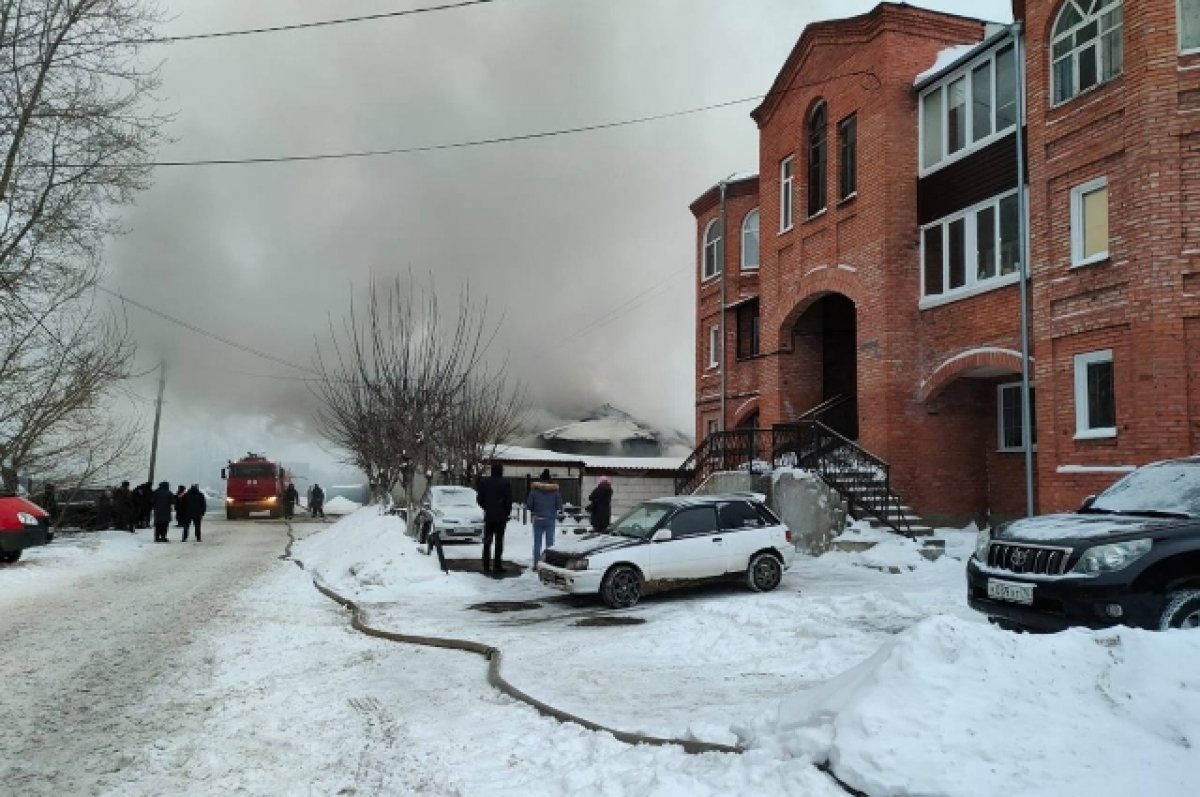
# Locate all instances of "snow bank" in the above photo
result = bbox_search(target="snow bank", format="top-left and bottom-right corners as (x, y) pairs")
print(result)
(322, 496), (362, 515)
(756, 616), (1200, 797)
(914, 43), (979, 84)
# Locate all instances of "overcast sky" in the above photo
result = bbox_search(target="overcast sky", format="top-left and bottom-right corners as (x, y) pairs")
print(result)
(105, 0), (1012, 484)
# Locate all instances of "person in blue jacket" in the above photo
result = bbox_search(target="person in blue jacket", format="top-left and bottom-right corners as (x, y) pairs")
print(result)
(525, 469), (563, 564)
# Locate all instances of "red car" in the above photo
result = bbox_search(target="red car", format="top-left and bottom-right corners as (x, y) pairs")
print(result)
(0, 495), (52, 563)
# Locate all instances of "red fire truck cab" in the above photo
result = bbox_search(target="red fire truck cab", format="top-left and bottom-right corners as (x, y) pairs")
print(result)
(221, 453), (289, 520)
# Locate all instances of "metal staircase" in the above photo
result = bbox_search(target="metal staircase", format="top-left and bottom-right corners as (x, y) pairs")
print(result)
(675, 408), (925, 537)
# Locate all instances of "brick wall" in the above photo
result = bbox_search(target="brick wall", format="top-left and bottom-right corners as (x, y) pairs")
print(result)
(1022, 0), (1200, 511)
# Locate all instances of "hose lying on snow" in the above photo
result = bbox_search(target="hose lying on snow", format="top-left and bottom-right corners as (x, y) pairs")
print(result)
(284, 522), (874, 794)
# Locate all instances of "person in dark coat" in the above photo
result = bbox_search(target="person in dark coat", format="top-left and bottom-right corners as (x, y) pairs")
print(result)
(475, 463), (513, 577)
(113, 481), (133, 532)
(96, 489), (113, 530)
(174, 485), (188, 528)
(134, 483), (152, 528)
(152, 481), (174, 542)
(283, 483), (299, 520)
(525, 469), (563, 564)
(586, 476), (614, 533)
(309, 484), (325, 519)
(182, 485), (207, 542)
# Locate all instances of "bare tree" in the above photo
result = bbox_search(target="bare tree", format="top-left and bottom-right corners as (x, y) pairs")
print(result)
(312, 275), (524, 508)
(0, 0), (164, 491)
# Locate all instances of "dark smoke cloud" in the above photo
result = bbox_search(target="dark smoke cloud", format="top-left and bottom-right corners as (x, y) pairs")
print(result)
(104, 0), (1011, 479)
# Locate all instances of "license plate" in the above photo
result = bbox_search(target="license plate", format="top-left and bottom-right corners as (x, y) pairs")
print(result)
(987, 578), (1034, 605)
(539, 570), (564, 587)
(448, 528), (476, 536)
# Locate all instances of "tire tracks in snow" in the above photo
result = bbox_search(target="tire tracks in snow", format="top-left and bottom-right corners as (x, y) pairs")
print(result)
(283, 522), (870, 796)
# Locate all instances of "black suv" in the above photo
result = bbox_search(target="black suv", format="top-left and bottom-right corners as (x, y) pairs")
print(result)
(967, 458), (1200, 632)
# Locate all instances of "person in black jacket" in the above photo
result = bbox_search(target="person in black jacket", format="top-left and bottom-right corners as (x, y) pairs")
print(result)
(475, 463), (513, 577)
(113, 481), (133, 532)
(309, 484), (325, 519)
(586, 476), (614, 533)
(182, 485), (207, 542)
(152, 481), (174, 542)
(174, 485), (188, 528)
(283, 483), (299, 520)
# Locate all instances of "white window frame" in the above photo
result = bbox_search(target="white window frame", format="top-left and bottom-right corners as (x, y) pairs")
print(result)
(779, 156), (794, 232)
(918, 43), (1020, 176)
(1183, 0), (1200, 54)
(707, 324), (720, 369)
(1074, 349), (1116, 439)
(701, 218), (722, 281)
(1050, 0), (1123, 107)
(919, 189), (1023, 308)
(741, 208), (760, 271)
(1070, 177), (1109, 268)
(997, 382), (1037, 453)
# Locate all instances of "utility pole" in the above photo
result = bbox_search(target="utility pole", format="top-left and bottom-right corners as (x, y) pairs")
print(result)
(1012, 22), (1035, 519)
(147, 361), (166, 486)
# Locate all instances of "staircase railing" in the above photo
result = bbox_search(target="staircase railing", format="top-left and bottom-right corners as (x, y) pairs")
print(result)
(674, 419), (913, 537)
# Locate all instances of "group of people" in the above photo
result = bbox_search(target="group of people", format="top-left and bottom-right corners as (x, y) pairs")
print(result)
(281, 482), (325, 520)
(473, 464), (613, 578)
(54, 480), (209, 542)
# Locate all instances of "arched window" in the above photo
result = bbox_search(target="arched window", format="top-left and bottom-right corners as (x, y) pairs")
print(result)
(1051, 0), (1123, 105)
(702, 218), (722, 280)
(807, 102), (828, 216)
(741, 209), (760, 271)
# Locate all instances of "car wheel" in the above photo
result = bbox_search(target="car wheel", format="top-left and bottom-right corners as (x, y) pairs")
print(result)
(600, 565), (642, 609)
(1159, 590), (1200, 630)
(746, 552), (783, 593)
(1, 550), (21, 564)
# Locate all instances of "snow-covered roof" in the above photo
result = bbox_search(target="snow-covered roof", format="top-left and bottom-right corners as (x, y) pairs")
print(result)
(490, 445), (683, 473)
(541, 418), (657, 444)
(913, 43), (978, 85)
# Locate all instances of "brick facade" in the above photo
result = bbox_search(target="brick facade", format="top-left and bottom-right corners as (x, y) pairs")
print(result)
(1021, 0), (1200, 512)
(690, 1), (1200, 523)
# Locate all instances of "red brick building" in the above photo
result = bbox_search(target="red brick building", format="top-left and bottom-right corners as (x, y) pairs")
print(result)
(691, 0), (1200, 524)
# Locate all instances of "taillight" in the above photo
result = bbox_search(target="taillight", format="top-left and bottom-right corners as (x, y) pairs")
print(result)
(784, 528), (793, 543)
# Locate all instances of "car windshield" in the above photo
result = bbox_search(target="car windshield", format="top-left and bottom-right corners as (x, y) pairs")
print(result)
(435, 488), (477, 507)
(1089, 463), (1200, 519)
(608, 502), (672, 539)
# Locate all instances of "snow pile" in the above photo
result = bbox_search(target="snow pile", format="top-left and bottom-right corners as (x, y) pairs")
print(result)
(321, 496), (362, 515)
(914, 42), (982, 84)
(755, 616), (1200, 797)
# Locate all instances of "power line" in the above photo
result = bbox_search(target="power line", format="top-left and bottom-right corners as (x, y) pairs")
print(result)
(55, 71), (881, 169)
(97, 286), (320, 376)
(120, 0), (495, 45)
(570, 265), (690, 341)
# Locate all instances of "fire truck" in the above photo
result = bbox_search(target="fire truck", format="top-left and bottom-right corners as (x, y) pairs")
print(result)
(221, 453), (289, 520)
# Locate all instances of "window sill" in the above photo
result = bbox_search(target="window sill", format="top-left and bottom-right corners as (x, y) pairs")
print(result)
(700, 272), (723, 284)
(1070, 253), (1110, 270)
(779, 224), (794, 235)
(1074, 429), (1117, 441)
(805, 208), (827, 223)
(837, 192), (857, 206)
(998, 446), (1038, 454)
(919, 271), (1020, 310)
(740, 266), (760, 275)
(1049, 74), (1121, 113)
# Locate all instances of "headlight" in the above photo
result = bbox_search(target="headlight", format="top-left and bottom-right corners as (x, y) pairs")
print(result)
(974, 528), (992, 561)
(225, 497), (234, 504)
(564, 558), (589, 571)
(1070, 539), (1153, 576)
(16, 511), (38, 526)
(266, 496), (277, 504)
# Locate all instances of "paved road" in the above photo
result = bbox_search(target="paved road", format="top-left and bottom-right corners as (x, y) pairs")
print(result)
(0, 520), (288, 796)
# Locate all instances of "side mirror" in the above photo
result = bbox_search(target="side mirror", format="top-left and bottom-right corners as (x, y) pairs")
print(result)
(1080, 494), (1097, 511)
(220, 468), (227, 480)
(651, 528), (672, 542)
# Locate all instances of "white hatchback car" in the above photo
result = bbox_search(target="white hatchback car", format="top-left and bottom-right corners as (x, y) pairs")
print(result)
(413, 486), (485, 546)
(535, 495), (794, 608)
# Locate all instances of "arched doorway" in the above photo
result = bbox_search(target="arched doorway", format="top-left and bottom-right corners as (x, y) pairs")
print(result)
(781, 293), (858, 439)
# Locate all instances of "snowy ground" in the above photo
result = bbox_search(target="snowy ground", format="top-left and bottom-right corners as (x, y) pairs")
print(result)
(5, 508), (1199, 796)
(300, 509), (1200, 797)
